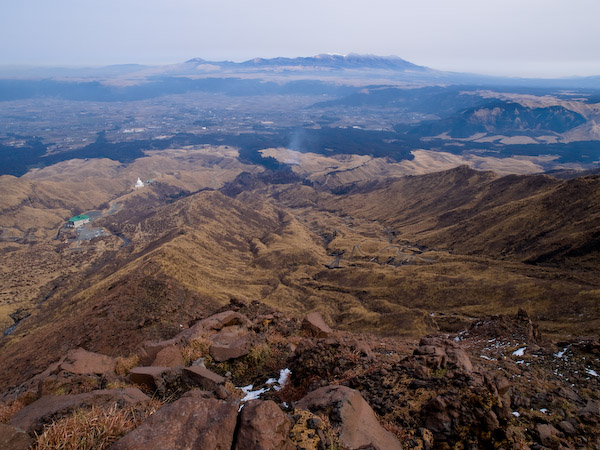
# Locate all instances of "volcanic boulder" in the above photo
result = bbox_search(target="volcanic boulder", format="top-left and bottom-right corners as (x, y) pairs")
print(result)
(111, 390), (238, 450)
(296, 385), (402, 450)
(234, 400), (294, 450)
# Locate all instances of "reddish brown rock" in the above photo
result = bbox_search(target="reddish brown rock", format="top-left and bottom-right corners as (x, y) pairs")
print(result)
(59, 348), (116, 375)
(536, 423), (561, 446)
(129, 366), (172, 391)
(0, 423), (34, 450)
(151, 345), (184, 368)
(413, 338), (472, 373)
(581, 399), (600, 416)
(495, 376), (511, 395)
(136, 311), (252, 365)
(557, 420), (576, 435)
(110, 390), (238, 450)
(234, 400), (294, 450)
(9, 388), (149, 433)
(209, 329), (251, 362)
(138, 340), (180, 366)
(302, 312), (333, 338)
(197, 310), (250, 331)
(185, 311), (251, 341)
(296, 385), (402, 450)
(182, 366), (226, 391)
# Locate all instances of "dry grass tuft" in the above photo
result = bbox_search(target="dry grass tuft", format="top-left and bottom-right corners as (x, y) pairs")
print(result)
(381, 418), (409, 443)
(34, 400), (163, 450)
(105, 380), (133, 390)
(0, 399), (25, 424)
(114, 355), (140, 377)
(181, 338), (212, 366)
(224, 380), (243, 400)
(0, 391), (37, 423)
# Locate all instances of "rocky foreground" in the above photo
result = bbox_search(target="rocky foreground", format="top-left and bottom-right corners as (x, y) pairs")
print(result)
(1, 300), (599, 449)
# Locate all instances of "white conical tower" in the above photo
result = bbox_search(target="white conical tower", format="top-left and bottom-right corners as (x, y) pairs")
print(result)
(135, 177), (144, 188)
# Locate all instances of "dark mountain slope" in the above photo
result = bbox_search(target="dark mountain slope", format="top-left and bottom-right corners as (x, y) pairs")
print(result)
(404, 100), (586, 138)
(319, 166), (600, 269)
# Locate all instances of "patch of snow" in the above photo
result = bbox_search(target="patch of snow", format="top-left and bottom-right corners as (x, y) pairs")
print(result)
(586, 368), (599, 377)
(516, 360), (524, 364)
(264, 368), (292, 392)
(480, 355), (493, 360)
(512, 347), (526, 357)
(274, 368), (291, 391)
(512, 411), (520, 417)
(540, 408), (548, 414)
(239, 385), (269, 404)
(555, 348), (568, 358)
(454, 336), (460, 342)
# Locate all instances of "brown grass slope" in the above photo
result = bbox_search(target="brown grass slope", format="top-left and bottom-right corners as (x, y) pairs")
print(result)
(318, 166), (600, 270)
(2, 167), (599, 393)
(270, 169), (600, 337)
(0, 189), (329, 392)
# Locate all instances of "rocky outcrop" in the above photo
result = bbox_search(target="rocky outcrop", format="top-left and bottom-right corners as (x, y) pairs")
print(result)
(462, 309), (542, 346)
(59, 348), (117, 375)
(110, 390), (238, 450)
(536, 423), (561, 446)
(302, 312), (333, 338)
(151, 345), (184, 367)
(176, 310), (252, 345)
(209, 327), (251, 362)
(128, 366), (174, 392)
(296, 385), (403, 450)
(9, 388), (149, 433)
(235, 400), (294, 450)
(412, 337), (473, 373)
(138, 310), (252, 365)
(2, 302), (599, 450)
(182, 366), (226, 391)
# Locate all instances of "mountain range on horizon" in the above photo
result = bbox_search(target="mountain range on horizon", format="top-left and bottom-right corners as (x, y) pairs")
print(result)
(2, 53), (600, 88)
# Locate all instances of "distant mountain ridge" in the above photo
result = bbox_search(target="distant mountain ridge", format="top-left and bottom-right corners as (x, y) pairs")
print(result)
(403, 99), (588, 138)
(2, 54), (600, 89)
(237, 53), (427, 71)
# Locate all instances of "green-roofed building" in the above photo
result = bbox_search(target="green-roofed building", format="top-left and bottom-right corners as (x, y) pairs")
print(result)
(67, 214), (90, 228)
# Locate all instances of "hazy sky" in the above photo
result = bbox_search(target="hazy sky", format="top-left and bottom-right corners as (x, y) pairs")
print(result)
(1, 0), (599, 78)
